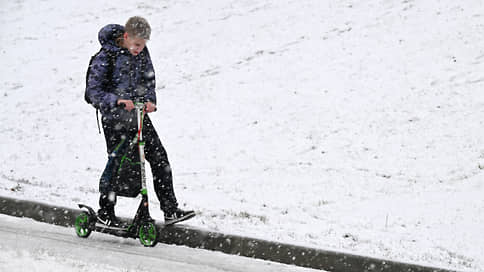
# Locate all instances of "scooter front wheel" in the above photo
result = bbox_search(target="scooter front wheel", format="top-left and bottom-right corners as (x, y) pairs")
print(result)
(75, 211), (92, 238)
(138, 221), (158, 247)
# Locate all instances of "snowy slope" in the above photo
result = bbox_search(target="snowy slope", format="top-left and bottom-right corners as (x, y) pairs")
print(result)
(1, 0), (483, 271)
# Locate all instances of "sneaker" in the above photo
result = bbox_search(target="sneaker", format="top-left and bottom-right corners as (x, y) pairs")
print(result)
(164, 208), (195, 225)
(97, 208), (126, 228)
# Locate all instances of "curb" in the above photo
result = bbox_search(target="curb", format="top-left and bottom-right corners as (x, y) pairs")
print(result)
(0, 195), (455, 272)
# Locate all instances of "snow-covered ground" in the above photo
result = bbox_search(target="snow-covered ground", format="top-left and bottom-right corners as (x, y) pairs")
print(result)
(1, 0), (483, 271)
(0, 214), (320, 272)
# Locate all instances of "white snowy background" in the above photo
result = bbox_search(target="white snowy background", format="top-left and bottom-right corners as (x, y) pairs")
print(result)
(1, 0), (483, 271)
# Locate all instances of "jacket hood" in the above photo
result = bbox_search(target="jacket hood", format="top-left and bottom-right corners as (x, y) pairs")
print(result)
(98, 24), (125, 52)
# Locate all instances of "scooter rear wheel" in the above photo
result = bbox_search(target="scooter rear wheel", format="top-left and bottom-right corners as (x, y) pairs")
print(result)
(138, 221), (157, 247)
(75, 211), (92, 238)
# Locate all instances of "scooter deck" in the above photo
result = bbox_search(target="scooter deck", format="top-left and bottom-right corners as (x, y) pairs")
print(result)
(77, 203), (149, 239)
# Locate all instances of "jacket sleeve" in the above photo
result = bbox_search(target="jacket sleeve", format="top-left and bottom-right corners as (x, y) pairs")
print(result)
(143, 48), (156, 104)
(86, 50), (119, 110)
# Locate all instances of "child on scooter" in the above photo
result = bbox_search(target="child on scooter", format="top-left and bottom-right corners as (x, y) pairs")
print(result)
(85, 16), (194, 226)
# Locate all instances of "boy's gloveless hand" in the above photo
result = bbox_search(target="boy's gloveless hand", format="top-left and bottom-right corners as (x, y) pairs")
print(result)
(117, 99), (135, 111)
(144, 102), (156, 113)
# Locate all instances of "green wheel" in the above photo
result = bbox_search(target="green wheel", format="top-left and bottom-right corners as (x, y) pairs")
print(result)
(138, 222), (157, 247)
(75, 212), (92, 238)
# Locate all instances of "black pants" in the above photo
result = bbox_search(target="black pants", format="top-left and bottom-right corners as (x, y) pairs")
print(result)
(99, 114), (178, 214)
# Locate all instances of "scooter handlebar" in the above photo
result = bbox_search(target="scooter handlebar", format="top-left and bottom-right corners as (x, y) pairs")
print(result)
(118, 102), (157, 112)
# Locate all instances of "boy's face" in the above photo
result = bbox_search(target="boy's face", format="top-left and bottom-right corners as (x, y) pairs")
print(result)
(123, 32), (147, 56)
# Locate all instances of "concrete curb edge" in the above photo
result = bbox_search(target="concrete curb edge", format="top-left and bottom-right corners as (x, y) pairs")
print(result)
(0, 195), (456, 272)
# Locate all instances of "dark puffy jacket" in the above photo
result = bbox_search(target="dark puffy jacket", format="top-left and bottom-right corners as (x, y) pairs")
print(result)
(86, 24), (156, 121)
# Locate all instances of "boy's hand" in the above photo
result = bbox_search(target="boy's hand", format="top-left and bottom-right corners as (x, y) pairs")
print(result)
(145, 102), (157, 113)
(117, 99), (135, 111)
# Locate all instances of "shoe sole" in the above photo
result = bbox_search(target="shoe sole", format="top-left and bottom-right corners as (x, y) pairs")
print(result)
(96, 217), (129, 230)
(164, 212), (196, 225)
(95, 222), (129, 231)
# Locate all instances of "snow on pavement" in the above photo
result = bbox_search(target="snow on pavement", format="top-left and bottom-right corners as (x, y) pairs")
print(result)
(0, 215), (321, 272)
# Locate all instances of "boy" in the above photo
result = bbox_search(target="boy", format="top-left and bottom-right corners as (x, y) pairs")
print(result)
(86, 16), (194, 226)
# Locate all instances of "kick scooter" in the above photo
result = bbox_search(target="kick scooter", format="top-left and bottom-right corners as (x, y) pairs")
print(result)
(74, 101), (158, 247)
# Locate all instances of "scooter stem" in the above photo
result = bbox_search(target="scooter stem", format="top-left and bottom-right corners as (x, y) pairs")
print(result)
(135, 102), (147, 195)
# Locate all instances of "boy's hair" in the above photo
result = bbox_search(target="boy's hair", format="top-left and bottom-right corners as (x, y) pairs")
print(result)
(125, 16), (151, 40)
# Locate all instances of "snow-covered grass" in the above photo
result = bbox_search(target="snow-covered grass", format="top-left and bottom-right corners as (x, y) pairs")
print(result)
(1, 0), (483, 271)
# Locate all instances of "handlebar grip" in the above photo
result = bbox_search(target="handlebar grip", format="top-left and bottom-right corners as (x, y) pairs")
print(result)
(118, 102), (156, 112)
